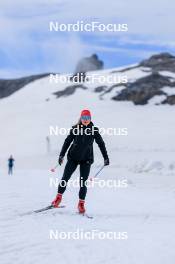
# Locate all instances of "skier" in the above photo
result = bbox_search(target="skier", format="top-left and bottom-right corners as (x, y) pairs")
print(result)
(51, 109), (109, 214)
(8, 155), (15, 175)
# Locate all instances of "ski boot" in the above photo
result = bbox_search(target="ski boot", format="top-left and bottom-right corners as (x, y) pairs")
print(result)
(52, 193), (62, 208)
(78, 199), (86, 214)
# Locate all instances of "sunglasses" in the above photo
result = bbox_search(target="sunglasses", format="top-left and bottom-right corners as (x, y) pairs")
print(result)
(81, 115), (91, 121)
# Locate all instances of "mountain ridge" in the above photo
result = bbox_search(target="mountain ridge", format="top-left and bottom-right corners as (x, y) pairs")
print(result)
(0, 52), (175, 105)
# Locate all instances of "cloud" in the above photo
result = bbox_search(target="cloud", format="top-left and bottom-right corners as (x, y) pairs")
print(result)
(0, 0), (174, 77)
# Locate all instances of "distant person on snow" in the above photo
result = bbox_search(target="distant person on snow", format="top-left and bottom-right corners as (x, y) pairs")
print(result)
(8, 155), (15, 175)
(51, 109), (109, 214)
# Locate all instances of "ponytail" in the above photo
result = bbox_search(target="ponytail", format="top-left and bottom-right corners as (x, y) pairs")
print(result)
(73, 118), (81, 127)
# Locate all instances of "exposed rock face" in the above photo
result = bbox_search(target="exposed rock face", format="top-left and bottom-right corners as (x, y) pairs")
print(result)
(162, 95), (175, 105)
(112, 72), (175, 105)
(94, 86), (107, 93)
(112, 53), (175, 105)
(74, 54), (104, 73)
(140, 52), (175, 72)
(0, 74), (50, 99)
(53, 85), (87, 98)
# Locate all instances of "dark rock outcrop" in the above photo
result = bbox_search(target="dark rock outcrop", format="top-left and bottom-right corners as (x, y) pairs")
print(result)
(94, 86), (107, 93)
(162, 95), (175, 105)
(74, 54), (104, 74)
(112, 72), (175, 105)
(140, 53), (175, 73)
(53, 85), (87, 98)
(71, 54), (104, 83)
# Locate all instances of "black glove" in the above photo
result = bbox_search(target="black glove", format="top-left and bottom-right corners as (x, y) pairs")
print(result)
(104, 158), (109, 166)
(58, 156), (64, 165)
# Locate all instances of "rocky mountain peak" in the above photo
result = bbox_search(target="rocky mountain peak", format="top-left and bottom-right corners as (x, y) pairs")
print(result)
(140, 52), (175, 72)
(74, 54), (104, 73)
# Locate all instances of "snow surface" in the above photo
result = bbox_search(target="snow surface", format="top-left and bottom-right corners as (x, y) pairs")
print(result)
(148, 95), (167, 105)
(0, 67), (175, 264)
(162, 86), (175, 96)
(159, 71), (175, 79)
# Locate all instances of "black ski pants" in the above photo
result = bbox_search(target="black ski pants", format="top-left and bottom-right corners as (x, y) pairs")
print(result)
(57, 159), (91, 200)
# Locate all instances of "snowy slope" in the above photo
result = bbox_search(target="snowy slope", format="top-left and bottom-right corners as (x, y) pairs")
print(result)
(0, 65), (175, 264)
(0, 64), (175, 159)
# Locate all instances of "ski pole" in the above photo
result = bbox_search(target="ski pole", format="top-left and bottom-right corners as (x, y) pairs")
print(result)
(50, 163), (59, 172)
(90, 165), (105, 181)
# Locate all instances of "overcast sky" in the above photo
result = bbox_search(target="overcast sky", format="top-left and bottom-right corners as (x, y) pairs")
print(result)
(0, 0), (174, 78)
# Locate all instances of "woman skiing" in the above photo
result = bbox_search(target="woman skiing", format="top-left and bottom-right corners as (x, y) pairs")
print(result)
(51, 109), (109, 214)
